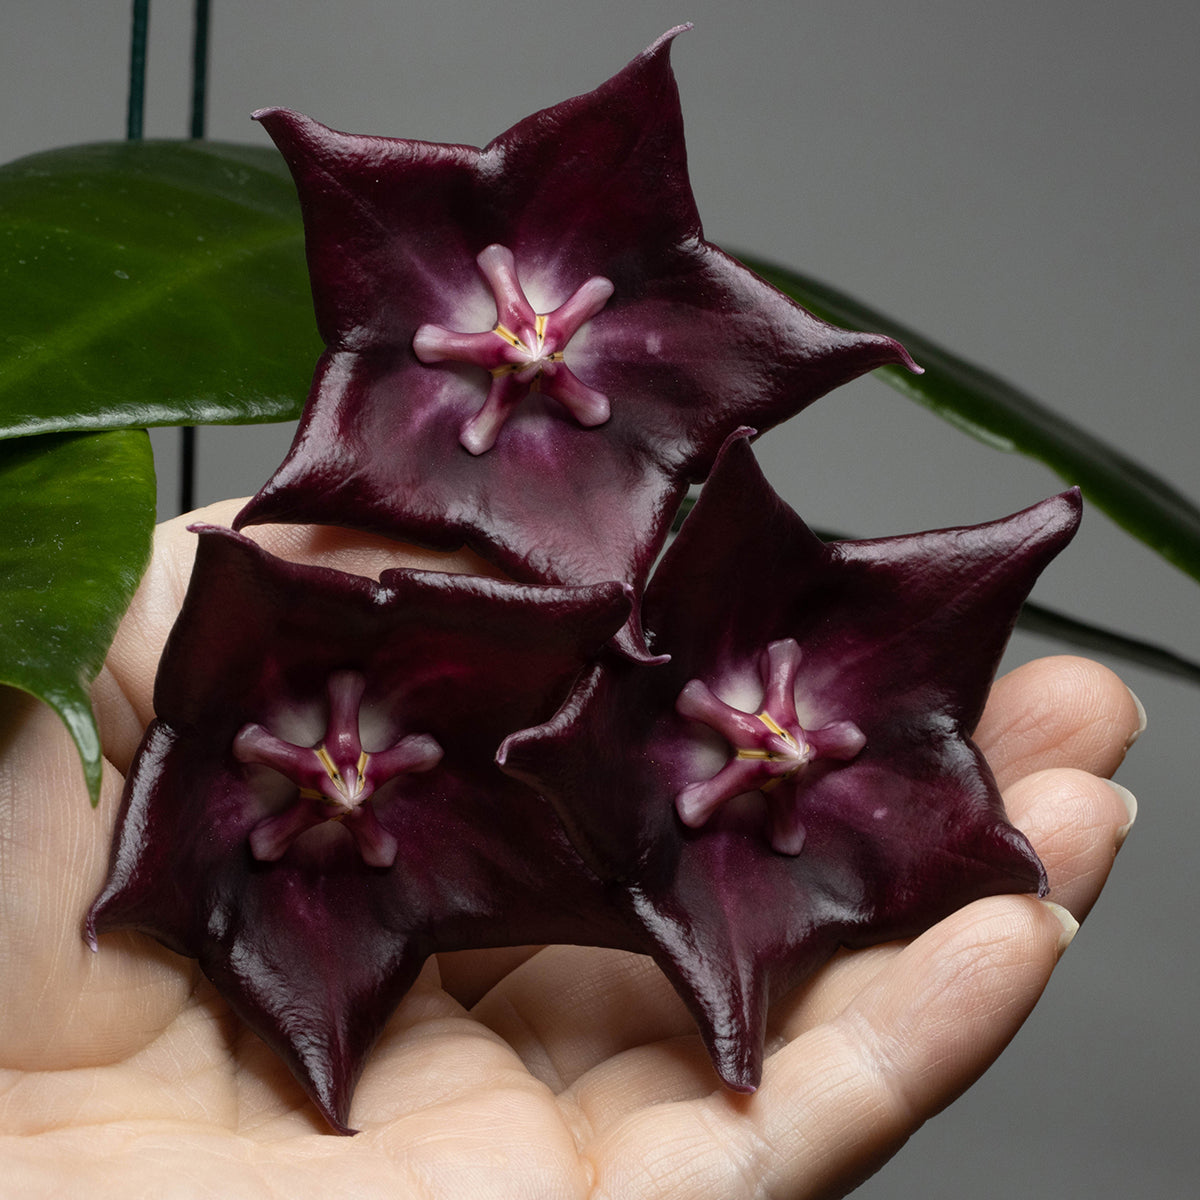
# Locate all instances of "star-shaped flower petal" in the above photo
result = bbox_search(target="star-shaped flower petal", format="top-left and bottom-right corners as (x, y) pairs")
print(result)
(500, 433), (1078, 1091)
(87, 526), (640, 1133)
(234, 28), (917, 657)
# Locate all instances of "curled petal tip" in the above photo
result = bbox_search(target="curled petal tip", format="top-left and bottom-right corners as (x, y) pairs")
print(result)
(251, 105), (301, 131)
(1060, 484), (1084, 512)
(885, 336), (923, 375)
(314, 1103), (359, 1137)
(1025, 487), (1084, 543)
(653, 23), (694, 48)
(709, 1034), (763, 1094)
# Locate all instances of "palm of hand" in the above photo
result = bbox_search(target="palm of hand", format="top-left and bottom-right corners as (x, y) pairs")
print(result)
(0, 504), (1141, 1199)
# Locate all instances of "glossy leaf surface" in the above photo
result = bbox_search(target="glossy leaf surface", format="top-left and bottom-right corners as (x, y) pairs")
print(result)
(742, 254), (1200, 585)
(0, 139), (317, 439)
(0, 430), (155, 801)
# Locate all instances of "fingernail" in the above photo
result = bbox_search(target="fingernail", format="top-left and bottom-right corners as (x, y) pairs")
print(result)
(1109, 780), (1138, 847)
(1041, 901), (1079, 957)
(1123, 687), (1147, 751)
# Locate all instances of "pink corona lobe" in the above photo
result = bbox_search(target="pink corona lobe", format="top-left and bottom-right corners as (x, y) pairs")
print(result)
(233, 670), (443, 867)
(674, 638), (865, 855)
(413, 244), (614, 454)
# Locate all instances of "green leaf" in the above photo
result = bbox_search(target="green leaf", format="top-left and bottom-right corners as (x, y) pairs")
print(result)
(1016, 600), (1200, 686)
(0, 140), (317, 440)
(0, 430), (156, 802)
(740, 254), (1200, 585)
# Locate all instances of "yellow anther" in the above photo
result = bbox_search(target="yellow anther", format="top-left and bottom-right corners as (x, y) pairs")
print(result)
(755, 711), (795, 744)
(493, 323), (525, 350)
(314, 746), (339, 781)
(731, 713), (806, 771)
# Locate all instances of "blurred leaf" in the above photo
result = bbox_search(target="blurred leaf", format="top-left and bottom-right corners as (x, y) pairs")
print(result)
(0, 140), (317, 439)
(741, 254), (1200, 585)
(1014, 601), (1200, 685)
(672, 496), (1200, 685)
(0, 430), (156, 802)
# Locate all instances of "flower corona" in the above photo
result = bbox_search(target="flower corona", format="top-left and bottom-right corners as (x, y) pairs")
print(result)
(413, 244), (614, 453)
(675, 638), (865, 854)
(233, 670), (443, 867)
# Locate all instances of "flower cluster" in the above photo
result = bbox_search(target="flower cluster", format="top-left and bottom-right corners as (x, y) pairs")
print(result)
(88, 28), (1078, 1132)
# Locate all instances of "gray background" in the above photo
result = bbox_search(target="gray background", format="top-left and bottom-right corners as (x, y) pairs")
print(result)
(3, 2), (1197, 1195)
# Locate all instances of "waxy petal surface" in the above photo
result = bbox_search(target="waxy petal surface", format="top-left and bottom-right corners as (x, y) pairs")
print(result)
(88, 526), (639, 1132)
(234, 29), (915, 655)
(500, 434), (1078, 1090)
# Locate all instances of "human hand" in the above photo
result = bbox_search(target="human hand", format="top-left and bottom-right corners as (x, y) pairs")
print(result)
(0, 501), (1142, 1198)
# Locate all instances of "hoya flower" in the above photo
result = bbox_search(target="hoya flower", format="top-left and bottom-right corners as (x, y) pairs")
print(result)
(234, 27), (917, 655)
(87, 525), (639, 1133)
(500, 433), (1078, 1090)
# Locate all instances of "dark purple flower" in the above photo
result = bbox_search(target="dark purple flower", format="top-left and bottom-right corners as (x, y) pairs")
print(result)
(87, 526), (642, 1133)
(500, 433), (1078, 1091)
(234, 27), (917, 656)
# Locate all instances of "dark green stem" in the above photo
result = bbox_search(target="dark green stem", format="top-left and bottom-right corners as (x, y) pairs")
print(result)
(126, 0), (150, 141)
(189, 0), (210, 140)
(739, 253), (1200, 587)
(179, 0), (212, 513)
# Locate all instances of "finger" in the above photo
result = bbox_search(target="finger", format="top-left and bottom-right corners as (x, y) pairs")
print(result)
(571, 679), (1140, 1131)
(974, 656), (1144, 790)
(100, 501), (235, 731)
(245, 518), (509, 581)
(1002, 767), (1136, 920)
(348, 960), (552, 1129)
(90, 662), (148, 778)
(0, 692), (194, 1072)
(763, 656), (1138, 1040)
(152, 499), (504, 582)
(773, 757), (1134, 1044)
(470, 945), (697, 1092)
(587, 896), (1075, 1200)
